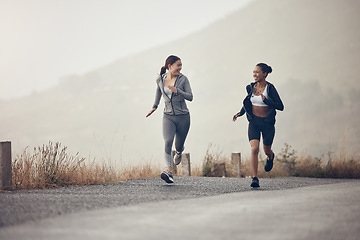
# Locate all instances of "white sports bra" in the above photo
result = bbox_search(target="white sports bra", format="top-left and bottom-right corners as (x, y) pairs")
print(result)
(164, 86), (172, 99)
(251, 84), (268, 107)
(162, 73), (173, 99)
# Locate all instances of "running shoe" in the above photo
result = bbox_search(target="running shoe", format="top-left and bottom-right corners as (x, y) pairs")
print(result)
(251, 177), (260, 188)
(265, 152), (275, 172)
(161, 170), (174, 184)
(174, 151), (182, 165)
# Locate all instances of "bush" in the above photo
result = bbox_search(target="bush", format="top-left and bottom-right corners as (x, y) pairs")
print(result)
(12, 141), (121, 189)
(201, 143), (360, 179)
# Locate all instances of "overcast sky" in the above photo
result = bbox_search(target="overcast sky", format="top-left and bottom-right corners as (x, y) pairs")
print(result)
(0, 0), (253, 100)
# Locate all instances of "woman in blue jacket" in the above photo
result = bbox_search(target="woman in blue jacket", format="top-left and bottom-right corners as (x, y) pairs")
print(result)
(146, 55), (193, 184)
(233, 63), (284, 188)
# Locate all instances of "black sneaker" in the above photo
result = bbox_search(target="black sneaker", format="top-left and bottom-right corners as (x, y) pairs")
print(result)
(265, 152), (275, 172)
(251, 177), (260, 188)
(161, 170), (174, 184)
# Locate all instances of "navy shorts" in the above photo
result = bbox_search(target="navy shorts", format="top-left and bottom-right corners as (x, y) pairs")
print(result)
(248, 115), (275, 146)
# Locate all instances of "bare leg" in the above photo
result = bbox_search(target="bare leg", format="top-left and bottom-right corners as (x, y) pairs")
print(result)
(263, 144), (274, 160)
(250, 139), (260, 177)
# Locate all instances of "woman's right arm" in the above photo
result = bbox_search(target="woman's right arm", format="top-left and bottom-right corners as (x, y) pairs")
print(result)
(152, 84), (162, 109)
(146, 81), (161, 118)
(233, 84), (251, 121)
(233, 107), (245, 121)
(146, 108), (157, 117)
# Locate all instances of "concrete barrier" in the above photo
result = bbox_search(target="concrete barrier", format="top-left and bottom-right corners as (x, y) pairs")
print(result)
(231, 153), (241, 177)
(172, 151), (191, 176)
(0, 141), (12, 190)
(181, 153), (191, 176)
(172, 152), (241, 177)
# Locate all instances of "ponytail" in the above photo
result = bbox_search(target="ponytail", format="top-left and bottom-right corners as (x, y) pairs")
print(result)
(160, 55), (181, 76)
(160, 66), (167, 76)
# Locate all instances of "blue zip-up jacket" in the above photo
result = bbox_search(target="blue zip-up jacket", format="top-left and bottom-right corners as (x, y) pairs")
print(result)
(152, 73), (193, 115)
(237, 81), (284, 124)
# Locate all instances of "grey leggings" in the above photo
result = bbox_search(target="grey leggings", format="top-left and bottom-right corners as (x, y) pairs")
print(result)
(163, 113), (190, 167)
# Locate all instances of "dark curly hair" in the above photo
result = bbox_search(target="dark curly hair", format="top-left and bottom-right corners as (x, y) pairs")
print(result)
(256, 63), (272, 77)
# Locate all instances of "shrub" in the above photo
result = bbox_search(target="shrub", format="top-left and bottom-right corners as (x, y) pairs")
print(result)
(201, 143), (360, 179)
(12, 141), (120, 189)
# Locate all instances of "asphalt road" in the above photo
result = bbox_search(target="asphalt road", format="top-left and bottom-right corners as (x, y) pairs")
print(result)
(0, 177), (359, 240)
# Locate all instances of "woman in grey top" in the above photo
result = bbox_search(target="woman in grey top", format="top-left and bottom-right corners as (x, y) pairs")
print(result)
(146, 55), (193, 184)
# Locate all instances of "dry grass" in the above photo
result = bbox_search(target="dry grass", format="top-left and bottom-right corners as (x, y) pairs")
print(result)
(12, 142), (119, 190)
(202, 143), (228, 177)
(11, 142), (164, 190)
(189, 165), (202, 177)
(12, 141), (359, 190)
(202, 143), (360, 179)
(118, 163), (161, 181)
(11, 141), (201, 190)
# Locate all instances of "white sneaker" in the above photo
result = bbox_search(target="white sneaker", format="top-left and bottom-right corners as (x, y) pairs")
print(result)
(174, 151), (182, 165)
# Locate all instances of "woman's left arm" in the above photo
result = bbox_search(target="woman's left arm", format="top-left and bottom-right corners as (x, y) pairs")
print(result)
(176, 77), (193, 101)
(263, 85), (284, 111)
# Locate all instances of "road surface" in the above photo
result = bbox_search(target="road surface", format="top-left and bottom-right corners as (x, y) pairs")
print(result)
(0, 177), (359, 240)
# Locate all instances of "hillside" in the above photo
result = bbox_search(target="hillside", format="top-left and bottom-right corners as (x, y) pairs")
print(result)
(1, 0), (359, 165)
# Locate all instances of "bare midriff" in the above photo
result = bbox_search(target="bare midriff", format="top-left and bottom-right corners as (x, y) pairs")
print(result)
(252, 105), (269, 118)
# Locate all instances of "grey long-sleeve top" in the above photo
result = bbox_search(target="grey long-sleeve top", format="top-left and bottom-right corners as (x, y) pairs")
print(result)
(152, 73), (193, 115)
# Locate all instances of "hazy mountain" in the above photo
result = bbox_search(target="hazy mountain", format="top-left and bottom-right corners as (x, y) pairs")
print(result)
(1, 0), (359, 166)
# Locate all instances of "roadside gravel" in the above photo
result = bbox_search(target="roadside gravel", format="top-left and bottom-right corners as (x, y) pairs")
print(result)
(0, 176), (351, 227)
